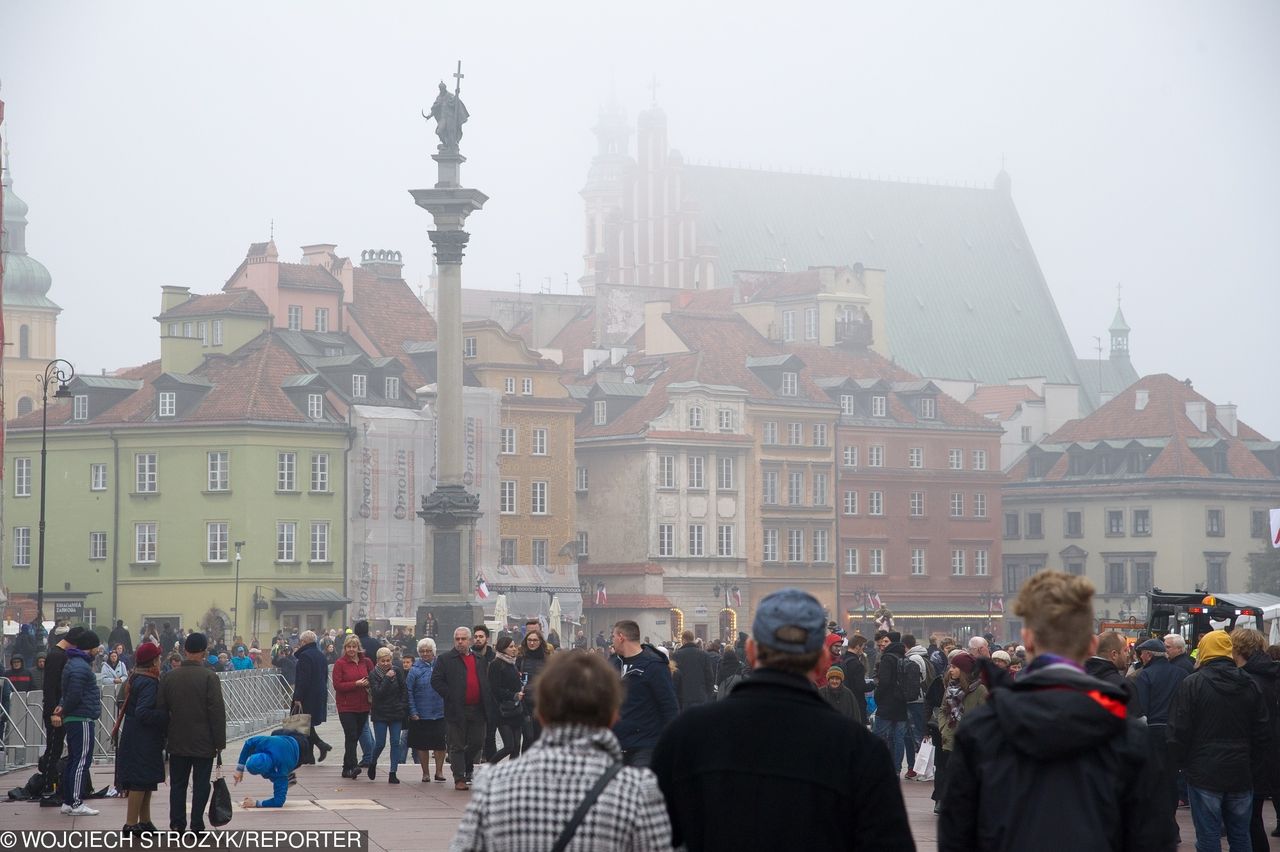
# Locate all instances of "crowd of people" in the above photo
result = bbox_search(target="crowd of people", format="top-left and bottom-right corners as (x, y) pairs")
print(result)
(5, 589), (1280, 850)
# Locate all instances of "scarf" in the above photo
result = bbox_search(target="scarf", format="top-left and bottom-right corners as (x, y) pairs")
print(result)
(944, 682), (979, 729)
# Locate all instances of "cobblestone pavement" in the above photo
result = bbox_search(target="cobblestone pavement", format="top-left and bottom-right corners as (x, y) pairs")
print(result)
(0, 718), (1208, 851)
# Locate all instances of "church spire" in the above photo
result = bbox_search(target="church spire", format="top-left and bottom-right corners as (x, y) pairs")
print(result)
(1109, 284), (1130, 361)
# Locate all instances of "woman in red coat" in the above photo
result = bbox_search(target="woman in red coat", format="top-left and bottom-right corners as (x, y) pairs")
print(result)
(332, 635), (373, 779)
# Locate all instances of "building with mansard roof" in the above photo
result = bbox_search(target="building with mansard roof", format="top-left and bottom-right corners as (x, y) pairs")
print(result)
(1002, 373), (1279, 635)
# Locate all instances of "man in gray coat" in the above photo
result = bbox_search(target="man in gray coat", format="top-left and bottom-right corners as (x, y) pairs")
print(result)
(156, 633), (226, 833)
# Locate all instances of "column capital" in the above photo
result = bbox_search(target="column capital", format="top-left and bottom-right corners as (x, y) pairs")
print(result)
(428, 230), (470, 265)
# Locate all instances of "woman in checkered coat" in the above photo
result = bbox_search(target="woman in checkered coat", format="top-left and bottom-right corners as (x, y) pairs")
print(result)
(450, 651), (672, 852)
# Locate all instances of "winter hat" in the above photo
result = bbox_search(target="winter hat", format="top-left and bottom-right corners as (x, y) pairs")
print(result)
(826, 666), (845, 682)
(991, 650), (1012, 664)
(65, 626), (86, 644)
(185, 632), (209, 654)
(949, 652), (976, 675)
(1135, 639), (1165, 654)
(245, 753), (272, 776)
(74, 630), (101, 651)
(134, 642), (162, 666)
(752, 588), (826, 654)
(1196, 630), (1233, 664)
(53, 625), (71, 637)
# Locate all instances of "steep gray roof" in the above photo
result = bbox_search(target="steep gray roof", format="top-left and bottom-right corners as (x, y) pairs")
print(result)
(681, 165), (1084, 388)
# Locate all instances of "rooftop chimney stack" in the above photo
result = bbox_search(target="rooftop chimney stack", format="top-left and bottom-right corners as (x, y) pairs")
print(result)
(1217, 403), (1238, 437)
(1185, 400), (1208, 433)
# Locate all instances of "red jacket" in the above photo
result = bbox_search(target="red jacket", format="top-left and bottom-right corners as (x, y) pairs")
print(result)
(332, 654), (374, 713)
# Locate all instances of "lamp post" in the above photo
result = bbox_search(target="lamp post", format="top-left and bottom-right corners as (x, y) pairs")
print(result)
(852, 585), (877, 634)
(232, 540), (245, 641)
(977, 592), (1002, 640)
(35, 359), (75, 631)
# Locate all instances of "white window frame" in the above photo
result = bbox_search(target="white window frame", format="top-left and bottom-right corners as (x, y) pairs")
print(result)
(207, 522), (229, 563)
(844, 547), (859, 575)
(872, 395), (887, 417)
(813, 423), (828, 446)
(307, 393), (324, 420)
(718, 456), (735, 490)
(908, 447), (923, 469)
(593, 400), (607, 425)
(530, 481), (548, 515)
(763, 421), (778, 445)
(718, 408), (734, 432)
(532, 539), (548, 567)
(689, 524), (705, 557)
(718, 524), (735, 557)
(949, 449), (964, 470)
(532, 428), (548, 456)
(521, 377), (534, 396)
(688, 405), (704, 430)
(788, 422), (803, 445)
(500, 539), (517, 565)
(136, 453), (158, 493)
(804, 307), (818, 340)
(782, 310), (796, 342)
(311, 453), (329, 493)
(314, 307), (329, 333)
(385, 376), (400, 400)
(910, 491), (925, 517)
(13, 526), (31, 567)
(505, 377), (517, 395)
(869, 491), (884, 516)
(73, 394), (88, 421)
(787, 529), (804, 563)
(310, 522), (329, 562)
(500, 480), (517, 514)
(14, 457), (31, 497)
(500, 427), (516, 455)
(974, 492), (988, 518)
(843, 490), (858, 515)
(911, 548), (926, 576)
(869, 445), (884, 467)
(463, 336), (477, 358)
(813, 472), (827, 506)
(135, 522), (157, 563)
(789, 472), (804, 506)
(287, 305), (302, 331)
(840, 394), (854, 415)
(975, 549), (990, 576)
(90, 463), (108, 492)
(89, 531), (107, 561)
(763, 470), (779, 504)
(352, 374), (367, 399)
(950, 492), (964, 518)
(277, 452), (297, 492)
(972, 449), (988, 471)
(952, 549), (966, 576)
(763, 529), (779, 562)
(869, 548), (884, 575)
(659, 455), (675, 488)
(199, 321), (208, 346)
(781, 372), (798, 396)
(688, 455), (705, 489)
(576, 466), (589, 492)
(843, 445), (858, 467)
(158, 391), (176, 418)
(211, 319), (223, 346)
(576, 531), (589, 558)
(920, 397), (937, 420)
(207, 451), (229, 492)
(276, 522), (297, 562)
(658, 524), (674, 557)
(813, 528), (828, 562)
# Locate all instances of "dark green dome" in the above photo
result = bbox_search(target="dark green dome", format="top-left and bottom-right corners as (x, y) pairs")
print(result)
(3, 162), (59, 307)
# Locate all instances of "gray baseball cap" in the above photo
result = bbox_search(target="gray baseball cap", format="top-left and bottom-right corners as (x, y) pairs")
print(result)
(752, 588), (827, 653)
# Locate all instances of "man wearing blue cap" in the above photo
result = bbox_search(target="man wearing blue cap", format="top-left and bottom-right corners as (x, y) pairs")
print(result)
(234, 733), (301, 809)
(1134, 636), (1187, 844)
(651, 588), (913, 851)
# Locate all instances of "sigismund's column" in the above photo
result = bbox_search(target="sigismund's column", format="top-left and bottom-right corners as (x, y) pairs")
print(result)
(412, 65), (488, 616)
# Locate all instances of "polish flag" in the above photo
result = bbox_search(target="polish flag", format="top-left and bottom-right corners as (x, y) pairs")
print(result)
(476, 576), (490, 600)
(732, 587), (743, 607)
(993, 595), (1005, 613)
(596, 582), (608, 606)
(868, 593), (883, 610)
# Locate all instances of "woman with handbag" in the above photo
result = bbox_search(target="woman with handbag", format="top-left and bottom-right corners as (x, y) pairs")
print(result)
(367, 647), (408, 783)
(488, 637), (524, 763)
(332, 635), (374, 779)
(116, 642), (167, 834)
(406, 638), (448, 782)
(515, 630), (552, 746)
(450, 651), (672, 851)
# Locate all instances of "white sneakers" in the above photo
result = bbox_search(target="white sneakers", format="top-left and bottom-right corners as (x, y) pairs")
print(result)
(59, 804), (73, 814)
(64, 803), (100, 816)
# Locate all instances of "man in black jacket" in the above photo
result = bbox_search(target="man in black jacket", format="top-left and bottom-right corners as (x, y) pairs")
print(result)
(1084, 631), (1140, 713)
(1132, 638), (1188, 844)
(470, 625), (497, 766)
(872, 631), (908, 774)
(107, 620), (133, 655)
(671, 630), (714, 709)
(291, 631), (331, 762)
(38, 625), (75, 785)
(1168, 629), (1270, 851)
(652, 588), (913, 852)
(940, 571), (1169, 851)
(431, 627), (486, 790)
(609, 620), (678, 767)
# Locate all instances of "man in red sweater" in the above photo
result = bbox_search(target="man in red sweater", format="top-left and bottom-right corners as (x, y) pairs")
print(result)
(431, 627), (487, 790)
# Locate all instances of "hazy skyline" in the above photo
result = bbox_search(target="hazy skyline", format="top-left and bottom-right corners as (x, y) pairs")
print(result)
(3, 2), (1277, 434)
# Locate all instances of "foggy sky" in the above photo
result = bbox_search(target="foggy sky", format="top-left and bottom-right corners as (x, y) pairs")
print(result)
(3, 2), (1277, 435)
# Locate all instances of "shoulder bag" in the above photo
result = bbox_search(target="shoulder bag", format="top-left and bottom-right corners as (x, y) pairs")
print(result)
(549, 761), (623, 852)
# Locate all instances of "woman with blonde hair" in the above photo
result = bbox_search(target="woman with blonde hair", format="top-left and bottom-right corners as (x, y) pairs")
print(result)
(331, 635), (373, 779)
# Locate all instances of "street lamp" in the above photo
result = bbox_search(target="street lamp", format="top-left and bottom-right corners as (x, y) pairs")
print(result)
(852, 586), (878, 633)
(35, 359), (75, 632)
(232, 540), (246, 641)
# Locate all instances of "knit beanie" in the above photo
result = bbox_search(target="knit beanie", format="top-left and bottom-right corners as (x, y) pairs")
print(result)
(826, 666), (845, 681)
(949, 651), (976, 675)
(74, 630), (101, 651)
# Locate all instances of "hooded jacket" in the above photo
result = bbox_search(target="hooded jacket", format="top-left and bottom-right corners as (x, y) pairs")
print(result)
(42, 643), (69, 719)
(939, 660), (1169, 852)
(1168, 656), (1271, 792)
(236, 733), (301, 808)
(873, 642), (908, 721)
(59, 649), (101, 721)
(368, 663), (409, 723)
(611, 643), (679, 750)
(671, 641), (715, 707)
(1083, 655), (1140, 715)
(1133, 655), (1186, 725)
(1239, 650), (1280, 790)
(6, 660), (34, 692)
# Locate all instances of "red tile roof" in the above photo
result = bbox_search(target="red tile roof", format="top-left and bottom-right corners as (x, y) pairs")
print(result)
(966, 384), (1041, 420)
(739, 269), (825, 301)
(347, 268), (437, 388)
(277, 262), (342, 291)
(157, 289), (270, 320)
(548, 308), (596, 374)
(671, 288), (734, 312)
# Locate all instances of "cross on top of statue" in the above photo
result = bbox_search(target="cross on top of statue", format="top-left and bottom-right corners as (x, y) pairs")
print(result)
(424, 60), (470, 151)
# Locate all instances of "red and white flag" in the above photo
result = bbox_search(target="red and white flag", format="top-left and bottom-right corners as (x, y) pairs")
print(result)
(595, 582), (608, 606)
(1271, 508), (1280, 549)
(732, 586), (743, 607)
(868, 592), (883, 610)
(476, 576), (490, 600)
(993, 595), (1005, 613)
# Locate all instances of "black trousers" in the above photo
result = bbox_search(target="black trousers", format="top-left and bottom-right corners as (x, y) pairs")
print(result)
(492, 719), (523, 764)
(39, 719), (66, 782)
(168, 755), (213, 831)
(339, 712), (369, 772)
(446, 705), (484, 782)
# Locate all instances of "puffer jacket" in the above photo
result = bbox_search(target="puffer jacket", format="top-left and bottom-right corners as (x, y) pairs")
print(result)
(59, 649), (101, 720)
(368, 664), (408, 723)
(406, 658), (444, 720)
(1168, 657), (1271, 792)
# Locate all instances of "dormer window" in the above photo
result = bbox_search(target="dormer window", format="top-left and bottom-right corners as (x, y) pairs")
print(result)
(781, 372), (798, 396)
(324, 346), (343, 357)
(871, 395), (887, 417)
(352, 374), (367, 399)
(287, 305), (302, 331)
(718, 409), (734, 432)
(804, 307), (818, 340)
(919, 397), (937, 420)
(307, 393), (324, 420)
(463, 337), (477, 359)
(168, 322), (179, 337)
(689, 405), (704, 430)
(522, 377), (534, 396)
(385, 377), (400, 400)
(158, 392), (176, 418)
(593, 400), (607, 426)
(73, 394), (88, 422)
(840, 394), (854, 415)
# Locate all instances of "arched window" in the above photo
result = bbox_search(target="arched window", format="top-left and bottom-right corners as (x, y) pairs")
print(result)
(688, 405), (704, 430)
(17, 397), (34, 416)
(19, 325), (30, 360)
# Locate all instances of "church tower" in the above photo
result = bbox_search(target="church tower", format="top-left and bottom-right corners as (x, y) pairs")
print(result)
(1109, 304), (1130, 362)
(579, 98), (629, 295)
(1, 142), (62, 418)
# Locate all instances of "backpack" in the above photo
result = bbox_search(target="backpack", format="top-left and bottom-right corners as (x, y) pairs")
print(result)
(914, 651), (938, 696)
(895, 655), (923, 703)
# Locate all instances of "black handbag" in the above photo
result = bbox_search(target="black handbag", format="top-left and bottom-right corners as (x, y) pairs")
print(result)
(549, 761), (622, 852)
(497, 697), (523, 719)
(209, 752), (233, 827)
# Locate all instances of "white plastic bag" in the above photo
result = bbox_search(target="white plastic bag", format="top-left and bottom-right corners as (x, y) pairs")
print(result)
(912, 738), (936, 780)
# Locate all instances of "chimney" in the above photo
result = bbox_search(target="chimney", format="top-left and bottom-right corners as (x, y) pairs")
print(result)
(300, 243), (338, 266)
(160, 285), (191, 315)
(1185, 400), (1208, 433)
(1099, 392), (1115, 406)
(1217, 403), (1238, 437)
(1134, 389), (1149, 411)
(360, 248), (405, 280)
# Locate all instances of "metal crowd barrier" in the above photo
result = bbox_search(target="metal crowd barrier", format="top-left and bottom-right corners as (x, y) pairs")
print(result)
(0, 669), (297, 776)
